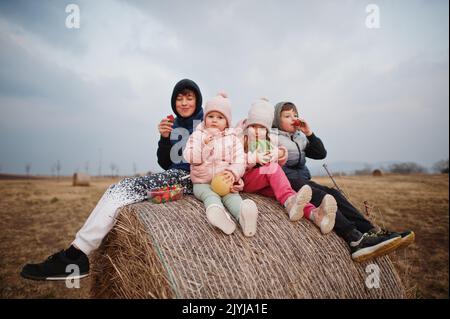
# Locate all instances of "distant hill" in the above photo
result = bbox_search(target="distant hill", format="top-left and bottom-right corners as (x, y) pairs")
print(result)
(0, 173), (51, 180)
(308, 160), (430, 176)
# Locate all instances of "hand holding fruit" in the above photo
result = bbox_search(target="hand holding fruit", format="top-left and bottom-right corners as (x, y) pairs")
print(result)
(230, 179), (244, 193)
(293, 117), (312, 136)
(276, 147), (287, 163)
(220, 170), (235, 184)
(255, 151), (272, 165)
(211, 171), (235, 196)
(158, 115), (175, 138)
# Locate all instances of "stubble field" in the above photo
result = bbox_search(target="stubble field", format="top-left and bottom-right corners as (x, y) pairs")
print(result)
(0, 174), (448, 298)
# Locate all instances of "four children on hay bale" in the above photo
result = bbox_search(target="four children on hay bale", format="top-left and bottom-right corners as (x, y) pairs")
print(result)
(21, 79), (415, 282)
(183, 93), (337, 238)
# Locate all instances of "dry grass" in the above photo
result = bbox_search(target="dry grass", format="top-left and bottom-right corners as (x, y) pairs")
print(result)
(0, 174), (448, 298)
(314, 174), (449, 299)
(0, 177), (120, 298)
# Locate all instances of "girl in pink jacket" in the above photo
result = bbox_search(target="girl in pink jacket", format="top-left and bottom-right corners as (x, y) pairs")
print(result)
(183, 92), (259, 237)
(238, 98), (337, 234)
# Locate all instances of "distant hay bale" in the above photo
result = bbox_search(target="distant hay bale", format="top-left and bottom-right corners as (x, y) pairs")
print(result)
(90, 194), (405, 299)
(372, 169), (384, 177)
(135, 172), (149, 177)
(72, 173), (90, 186)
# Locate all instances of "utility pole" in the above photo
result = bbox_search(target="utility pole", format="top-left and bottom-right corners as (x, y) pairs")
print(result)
(25, 163), (31, 177)
(98, 148), (102, 177)
(56, 160), (61, 181)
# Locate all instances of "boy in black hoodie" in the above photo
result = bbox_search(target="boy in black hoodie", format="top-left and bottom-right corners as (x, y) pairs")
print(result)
(21, 79), (203, 281)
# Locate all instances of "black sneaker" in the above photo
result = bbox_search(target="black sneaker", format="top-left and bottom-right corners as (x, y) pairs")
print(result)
(20, 250), (89, 281)
(350, 230), (402, 263)
(376, 229), (415, 250)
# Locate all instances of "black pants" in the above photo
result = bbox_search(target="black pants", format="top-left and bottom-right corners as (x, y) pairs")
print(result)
(289, 178), (374, 241)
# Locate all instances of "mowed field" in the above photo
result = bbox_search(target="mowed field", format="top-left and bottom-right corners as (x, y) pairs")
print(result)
(0, 174), (448, 299)
(314, 174), (448, 299)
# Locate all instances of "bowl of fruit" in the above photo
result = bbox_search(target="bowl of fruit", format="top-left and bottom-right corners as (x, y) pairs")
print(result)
(147, 185), (183, 204)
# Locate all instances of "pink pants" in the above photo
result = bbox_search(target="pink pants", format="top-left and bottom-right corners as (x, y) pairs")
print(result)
(243, 163), (315, 217)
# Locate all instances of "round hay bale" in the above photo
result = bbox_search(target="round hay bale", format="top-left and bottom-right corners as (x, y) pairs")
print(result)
(372, 169), (384, 177)
(72, 172), (90, 186)
(90, 194), (405, 299)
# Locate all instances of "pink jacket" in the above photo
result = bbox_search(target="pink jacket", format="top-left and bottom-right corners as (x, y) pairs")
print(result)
(235, 119), (288, 171)
(183, 122), (246, 184)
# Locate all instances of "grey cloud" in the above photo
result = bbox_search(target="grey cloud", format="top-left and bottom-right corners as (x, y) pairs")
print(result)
(0, 0), (448, 175)
(0, 0), (87, 54)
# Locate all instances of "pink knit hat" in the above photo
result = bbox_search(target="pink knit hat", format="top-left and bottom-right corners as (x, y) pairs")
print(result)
(204, 91), (232, 127)
(246, 97), (274, 131)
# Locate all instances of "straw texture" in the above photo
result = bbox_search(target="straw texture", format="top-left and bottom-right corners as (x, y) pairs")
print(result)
(90, 194), (406, 299)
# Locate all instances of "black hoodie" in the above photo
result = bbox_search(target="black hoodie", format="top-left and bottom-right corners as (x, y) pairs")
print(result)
(157, 79), (204, 171)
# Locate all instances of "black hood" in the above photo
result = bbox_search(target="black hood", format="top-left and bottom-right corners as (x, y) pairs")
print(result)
(170, 79), (203, 118)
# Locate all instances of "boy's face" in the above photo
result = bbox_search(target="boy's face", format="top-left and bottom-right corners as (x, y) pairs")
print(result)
(175, 90), (196, 118)
(205, 111), (227, 131)
(279, 109), (298, 133)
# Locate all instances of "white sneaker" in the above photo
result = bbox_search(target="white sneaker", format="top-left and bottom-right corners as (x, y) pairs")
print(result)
(312, 194), (337, 234)
(286, 185), (312, 221)
(239, 199), (258, 237)
(206, 204), (236, 235)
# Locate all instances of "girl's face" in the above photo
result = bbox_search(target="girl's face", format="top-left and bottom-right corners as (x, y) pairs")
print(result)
(279, 109), (298, 133)
(205, 111), (227, 131)
(175, 90), (196, 118)
(248, 124), (267, 139)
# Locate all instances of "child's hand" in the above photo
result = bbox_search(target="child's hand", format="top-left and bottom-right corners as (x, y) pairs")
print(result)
(266, 150), (284, 164)
(230, 179), (244, 193)
(203, 134), (214, 145)
(256, 151), (272, 165)
(220, 170), (235, 183)
(275, 148), (287, 163)
(295, 117), (312, 136)
(158, 116), (174, 138)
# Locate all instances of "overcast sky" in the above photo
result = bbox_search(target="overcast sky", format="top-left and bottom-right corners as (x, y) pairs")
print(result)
(0, 0), (448, 176)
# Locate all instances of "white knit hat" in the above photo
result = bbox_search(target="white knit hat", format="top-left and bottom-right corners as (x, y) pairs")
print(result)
(246, 98), (274, 131)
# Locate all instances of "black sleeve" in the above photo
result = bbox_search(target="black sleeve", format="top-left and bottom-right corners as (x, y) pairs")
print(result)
(157, 136), (173, 170)
(305, 133), (327, 159)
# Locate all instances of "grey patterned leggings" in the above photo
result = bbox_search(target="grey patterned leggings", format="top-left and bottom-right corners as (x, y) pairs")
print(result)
(73, 169), (192, 255)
